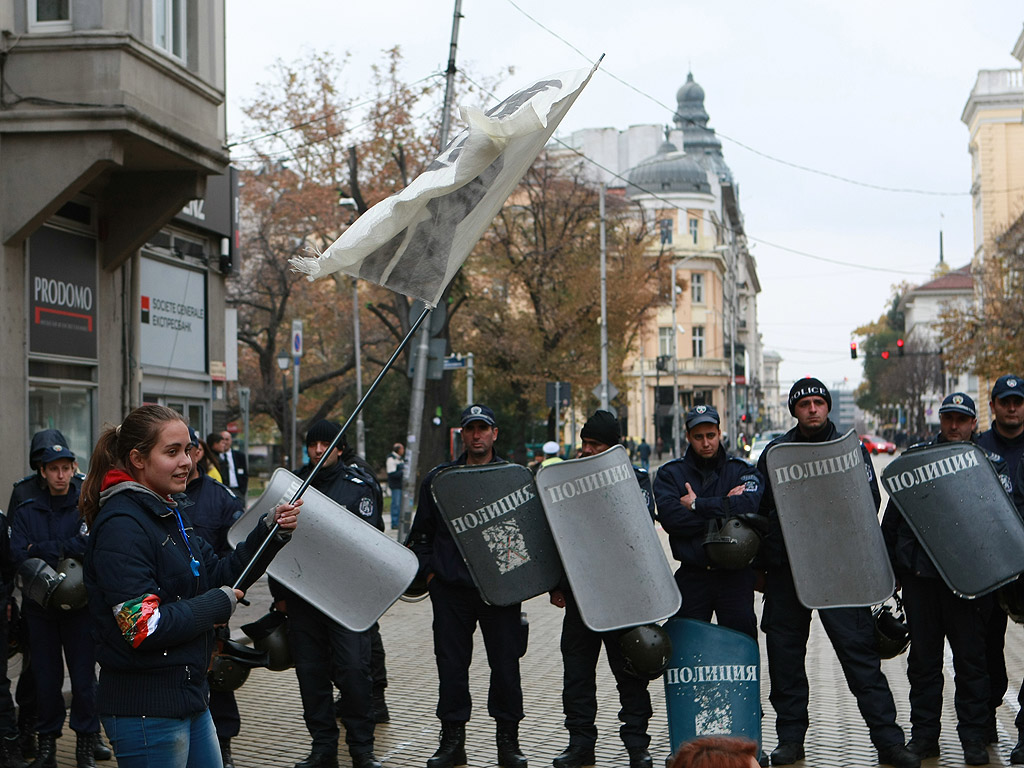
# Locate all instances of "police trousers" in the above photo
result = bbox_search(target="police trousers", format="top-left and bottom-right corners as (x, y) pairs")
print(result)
(674, 566), (757, 640)
(560, 591), (652, 750)
(901, 573), (991, 745)
(761, 568), (904, 750)
(26, 608), (98, 736)
(287, 596), (374, 755)
(428, 579), (525, 724)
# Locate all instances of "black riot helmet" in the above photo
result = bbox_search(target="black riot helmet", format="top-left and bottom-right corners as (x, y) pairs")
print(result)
(873, 594), (910, 659)
(241, 610), (293, 671)
(702, 517), (761, 570)
(207, 638), (269, 692)
(50, 558), (88, 611)
(619, 624), (672, 680)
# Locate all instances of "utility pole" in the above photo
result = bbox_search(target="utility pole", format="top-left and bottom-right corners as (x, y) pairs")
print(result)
(399, 0), (462, 542)
(599, 183), (609, 410)
(670, 262), (681, 458)
(353, 280), (366, 458)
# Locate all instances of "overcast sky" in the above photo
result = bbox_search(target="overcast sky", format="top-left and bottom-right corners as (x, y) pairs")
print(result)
(226, 1), (1023, 392)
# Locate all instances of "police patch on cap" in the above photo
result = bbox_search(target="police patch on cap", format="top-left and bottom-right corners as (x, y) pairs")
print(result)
(685, 404), (720, 430)
(938, 391), (977, 418)
(460, 404), (497, 427)
(992, 374), (1024, 401)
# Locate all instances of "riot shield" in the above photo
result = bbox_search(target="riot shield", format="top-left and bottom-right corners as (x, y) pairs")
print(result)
(228, 468), (418, 632)
(663, 618), (761, 753)
(431, 463), (562, 606)
(881, 442), (1024, 598)
(765, 430), (894, 609)
(536, 445), (680, 632)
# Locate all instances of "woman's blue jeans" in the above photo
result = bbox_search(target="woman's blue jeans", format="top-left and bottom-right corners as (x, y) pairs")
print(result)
(102, 709), (222, 768)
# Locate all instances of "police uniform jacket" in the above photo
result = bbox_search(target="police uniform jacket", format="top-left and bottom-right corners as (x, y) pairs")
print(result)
(85, 472), (287, 718)
(654, 445), (763, 569)
(756, 419), (881, 570)
(882, 435), (1010, 580)
(409, 452), (504, 589)
(180, 475), (245, 556)
(11, 485), (88, 615)
(977, 427), (1024, 505)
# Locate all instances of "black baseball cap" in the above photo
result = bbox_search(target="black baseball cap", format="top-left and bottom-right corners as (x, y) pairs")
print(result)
(685, 404), (720, 430)
(991, 374), (1024, 401)
(938, 392), (977, 418)
(460, 404), (497, 428)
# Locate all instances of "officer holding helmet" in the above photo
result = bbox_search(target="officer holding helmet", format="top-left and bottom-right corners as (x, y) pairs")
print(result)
(757, 378), (918, 768)
(654, 404), (764, 640)
(549, 410), (660, 768)
(10, 438), (106, 768)
(882, 392), (1009, 766)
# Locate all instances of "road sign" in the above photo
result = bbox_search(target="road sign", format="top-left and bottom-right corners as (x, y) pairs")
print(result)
(291, 319), (303, 359)
(546, 382), (571, 408)
(592, 383), (619, 401)
(444, 355), (468, 370)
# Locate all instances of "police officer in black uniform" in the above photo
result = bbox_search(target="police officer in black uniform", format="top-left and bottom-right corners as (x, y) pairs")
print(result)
(757, 378), (918, 768)
(270, 420), (382, 768)
(974, 374), (1024, 747)
(550, 410), (656, 768)
(409, 404), (528, 768)
(654, 404), (764, 639)
(882, 392), (1011, 766)
(181, 428), (245, 768)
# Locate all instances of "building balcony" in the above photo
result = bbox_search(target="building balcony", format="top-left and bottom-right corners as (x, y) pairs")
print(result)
(631, 356), (730, 378)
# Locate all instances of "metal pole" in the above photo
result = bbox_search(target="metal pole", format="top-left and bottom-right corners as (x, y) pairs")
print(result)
(291, 357), (300, 470)
(281, 371), (289, 468)
(639, 343), (646, 443)
(401, 0), (462, 543)
(599, 183), (609, 411)
(353, 280), (366, 458)
(466, 352), (474, 404)
(554, 382), (561, 447)
(671, 262), (681, 458)
(728, 247), (737, 454)
(239, 387), (251, 461)
(233, 307), (432, 590)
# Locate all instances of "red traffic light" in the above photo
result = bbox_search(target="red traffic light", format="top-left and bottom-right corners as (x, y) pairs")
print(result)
(850, 342), (858, 359)
(881, 350), (890, 360)
(896, 338), (905, 356)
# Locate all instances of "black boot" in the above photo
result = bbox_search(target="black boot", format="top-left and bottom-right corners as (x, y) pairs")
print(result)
(427, 722), (466, 768)
(17, 729), (34, 763)
(294, 749), (339, 768)
(220, 738), (236, 768)
(0, 734), (26, 768)
(1011, 734), (1024, 765)
(496, 721), (527, 768)
(27, 734), (55, 768)
(75, 732), (96, 768)
(371, 687), (390, 724)
(90, 733), (111, 762)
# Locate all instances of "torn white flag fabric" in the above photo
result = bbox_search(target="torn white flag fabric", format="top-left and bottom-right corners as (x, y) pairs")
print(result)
(290, 63), (598, 306)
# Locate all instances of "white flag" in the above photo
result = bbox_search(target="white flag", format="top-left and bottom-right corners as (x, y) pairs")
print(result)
(290, 63), (599, 306)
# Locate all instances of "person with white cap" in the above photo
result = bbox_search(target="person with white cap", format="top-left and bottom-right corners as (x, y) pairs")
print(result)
(540, 441), (563, 469)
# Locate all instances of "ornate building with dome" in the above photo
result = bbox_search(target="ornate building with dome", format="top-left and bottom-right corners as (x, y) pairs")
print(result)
(555, 73), (766, 453)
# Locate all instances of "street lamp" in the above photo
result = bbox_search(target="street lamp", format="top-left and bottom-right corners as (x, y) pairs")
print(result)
(276, 352), (290, 468)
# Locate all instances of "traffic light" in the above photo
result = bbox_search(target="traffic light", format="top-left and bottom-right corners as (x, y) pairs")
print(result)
(881, 350), (890, 360)
(850, 342), (858, 359)
(896, 338), (904, 357)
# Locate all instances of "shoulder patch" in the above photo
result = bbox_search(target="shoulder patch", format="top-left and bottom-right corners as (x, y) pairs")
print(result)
(358, 497), (374, 517)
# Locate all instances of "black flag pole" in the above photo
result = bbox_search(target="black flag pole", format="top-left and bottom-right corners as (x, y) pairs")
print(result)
(232, 304), (432, 591)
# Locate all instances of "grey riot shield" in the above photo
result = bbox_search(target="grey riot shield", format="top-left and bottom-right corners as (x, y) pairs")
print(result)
(881, 442), (1024, 598)
(537, 445), (680, 632)
(228, 468), (419, 632)
(664, 618), (761, 753)
(431, 463), (562, 606)
(765, 430), (894, 609)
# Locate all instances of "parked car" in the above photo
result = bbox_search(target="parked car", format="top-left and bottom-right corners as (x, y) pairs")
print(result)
(747, 437), (775, 464)
(860, 434), (896, 455)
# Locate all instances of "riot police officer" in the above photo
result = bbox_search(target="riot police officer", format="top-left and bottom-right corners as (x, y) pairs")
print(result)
(654, 404), (764, 639)
(882, 392), (1010, 766)
(975, 374), (1024, 746)
(270, 420), (383, 768)
(549, 410), (657, 768)
(757, 378), (918, 768)
(409, 404), (528, 768)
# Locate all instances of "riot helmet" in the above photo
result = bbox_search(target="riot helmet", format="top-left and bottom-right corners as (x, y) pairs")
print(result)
(703, 517), (761, 570)
(241, 610), (293, 671)
(619, 624), (672, 680)
(17, 558), (65, 609)
(50, 557), (88, 611)
(207, 638), (269, 692)
(873, 595), (910, 659)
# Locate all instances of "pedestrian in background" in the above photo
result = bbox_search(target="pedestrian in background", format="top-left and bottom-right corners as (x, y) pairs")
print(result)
(385, 443), (405, 531)
(217, 431), (249, 499)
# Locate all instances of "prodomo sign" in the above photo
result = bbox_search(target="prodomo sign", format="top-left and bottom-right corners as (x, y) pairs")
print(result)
(28, 226), (97, 359)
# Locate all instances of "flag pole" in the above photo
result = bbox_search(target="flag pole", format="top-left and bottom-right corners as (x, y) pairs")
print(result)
(232, 305), (432, 591)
